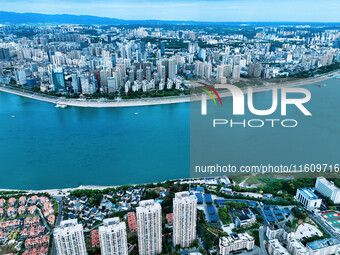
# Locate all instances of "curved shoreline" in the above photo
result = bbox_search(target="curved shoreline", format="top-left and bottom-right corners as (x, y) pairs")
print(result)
(0, 179), (189, 195)
(0, 70), (339, 107)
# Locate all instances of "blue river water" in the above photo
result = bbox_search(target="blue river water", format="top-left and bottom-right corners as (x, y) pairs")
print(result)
(0, 93), (190, 189)
(0, 78), (339, 189)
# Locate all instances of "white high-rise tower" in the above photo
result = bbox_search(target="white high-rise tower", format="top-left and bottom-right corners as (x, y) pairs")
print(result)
(173, 191), (197, 247)
(136, 200), (162, 255)
(99, 217), (128, 255)
(53, 219), (87, 255)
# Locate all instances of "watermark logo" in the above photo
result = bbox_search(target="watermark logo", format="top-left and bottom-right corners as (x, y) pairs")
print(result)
(201, 84), (311, 116)
(199, 83), (222, 113)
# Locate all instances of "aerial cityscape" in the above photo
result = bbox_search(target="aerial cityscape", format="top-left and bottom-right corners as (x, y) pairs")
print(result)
(0, 21), (340, 107)
(0, 0), (340, 254)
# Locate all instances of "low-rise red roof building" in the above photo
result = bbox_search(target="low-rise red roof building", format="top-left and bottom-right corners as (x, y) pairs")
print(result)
(18, 206), (26, 216)
(89, 229), (100, 248)
(127, 212), (137, 231)
(47, 215), (55, 226)
(19, 196), (27, 205)
(0, 199), (5, 207)
(8, 197), (16, 206)
(166, 213), (173, 225)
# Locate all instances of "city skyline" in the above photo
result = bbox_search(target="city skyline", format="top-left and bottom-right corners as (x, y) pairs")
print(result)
(0, 0), (340, 23)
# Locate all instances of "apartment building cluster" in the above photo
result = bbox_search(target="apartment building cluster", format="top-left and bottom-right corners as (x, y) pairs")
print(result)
(0, 25), (189, 96)
(193, 28), (340, 81)
(0, 24), (340, 97)
(266, 224), (308, 255)
(54, 191), (198, 255)
(266, 223), (340, 255)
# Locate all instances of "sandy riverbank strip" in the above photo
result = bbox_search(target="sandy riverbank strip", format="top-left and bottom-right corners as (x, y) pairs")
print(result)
(0, 185), (120, 196)
(0, 180), (184, 196)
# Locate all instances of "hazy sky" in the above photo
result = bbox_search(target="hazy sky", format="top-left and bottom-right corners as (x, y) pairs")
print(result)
(1, 0), (340, 22)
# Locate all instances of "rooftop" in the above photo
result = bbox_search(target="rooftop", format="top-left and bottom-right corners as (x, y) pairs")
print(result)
(220, 233), (254, 247)
(299, 188), (319, 200)
(307, 237), (340, 250)
(54, 219), (83, 235)
(103, 217), (120, 226)
(137, 199), (161, 212)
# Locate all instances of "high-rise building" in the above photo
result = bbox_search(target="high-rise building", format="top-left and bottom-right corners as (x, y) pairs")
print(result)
(99, 70), (108, 93)
(14, 69), (27, 85)
(223, 64), (233, 78)
(107, 77), (117, 93)
(52, 67), (66, 92)
(160, 66), (166, 82)
(137, 69), (143, 82)
(199, 49), (206, 61)
(253, 63), (263, 78)
(136, 200), (162, 255)
(99, 217), (128, 255)
(203, 62), (212, 79)
(89, 73), (98, 93)
(160, 42), (165, 55)
(146, 66), (152, 81)
(248, 63), (254, 77)
(232, 55), (241, 80)
(0, 48), (10, 59)
(168, 57), (177, 81)
(71, 74), (81, 93)
(195, 61), (203, 78)
(140, 41), (146, 53)
(128, 69), (135, 83)
(173, 192), (197, 248)
(161, 59), (169, 79)
(217, 65), (225, 83)
(53, 219), (87, 255)
(26, 77), (37, 88)
(80, 74), (95, 95)
(142, 62), (152, 78)
(189, 42), (198, 54)
(31, 63), (38, 73)
(287, 53), (293, 63)
(111, 54), (117, 67)
(315, 177), (340, 204)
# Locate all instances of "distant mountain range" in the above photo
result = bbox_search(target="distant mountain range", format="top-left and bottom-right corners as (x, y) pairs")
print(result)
(0, 11), (339, 26)
(0, 11), (211, 25)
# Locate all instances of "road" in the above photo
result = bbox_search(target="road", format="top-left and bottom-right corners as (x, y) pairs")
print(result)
(55, 197), (63, 226)
(51, 196), (63, 255)
(308, 213), (340, 240)
(37, 208), (51, 232)
(259, 226), (268, 255)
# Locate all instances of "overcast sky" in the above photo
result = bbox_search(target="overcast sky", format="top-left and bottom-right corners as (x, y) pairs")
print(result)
(1, 0), (340, 22)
